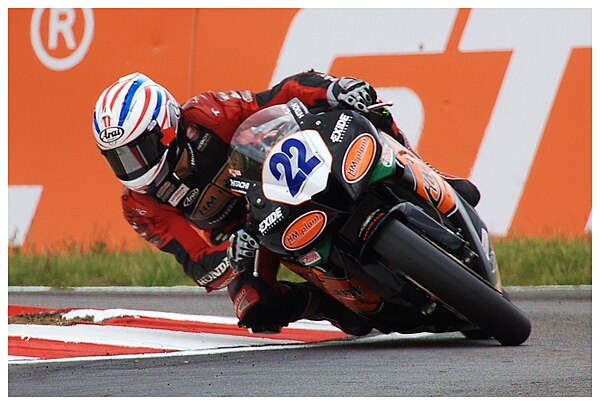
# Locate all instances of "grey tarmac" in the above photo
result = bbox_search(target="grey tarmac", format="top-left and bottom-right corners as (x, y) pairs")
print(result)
(8, 286), (592, 397)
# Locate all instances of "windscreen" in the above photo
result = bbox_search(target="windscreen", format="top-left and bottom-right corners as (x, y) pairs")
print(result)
(228, 104), (301, 182)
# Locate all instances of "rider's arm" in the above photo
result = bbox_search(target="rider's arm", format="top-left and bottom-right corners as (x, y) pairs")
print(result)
(181, 70), (334, 143)
(255, 70), (335, 110)
(121, 188), (239, 291)
(256, 70), (406, 142)
(182, 69), (407, 146)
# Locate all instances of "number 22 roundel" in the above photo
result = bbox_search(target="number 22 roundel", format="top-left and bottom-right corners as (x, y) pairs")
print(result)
(262, 130), (333, 205)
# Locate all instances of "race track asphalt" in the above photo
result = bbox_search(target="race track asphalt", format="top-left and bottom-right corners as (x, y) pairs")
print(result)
(8, 286), (592, 397)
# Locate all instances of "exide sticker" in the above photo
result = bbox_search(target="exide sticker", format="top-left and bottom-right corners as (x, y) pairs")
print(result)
(258, 206), (284, 235)
(330, 113), (352, 143)
(342, 133), (377, 183)
(282, 210), (327, 251)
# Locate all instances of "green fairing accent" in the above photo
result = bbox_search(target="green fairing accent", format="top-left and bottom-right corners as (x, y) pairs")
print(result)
(368, 158), (396, 184)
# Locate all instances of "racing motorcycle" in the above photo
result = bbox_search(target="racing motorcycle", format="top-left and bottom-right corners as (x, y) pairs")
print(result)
(226, 98), (531, 346)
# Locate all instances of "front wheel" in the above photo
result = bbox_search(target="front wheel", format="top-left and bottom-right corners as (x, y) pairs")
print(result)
(369, 218), (531, 346)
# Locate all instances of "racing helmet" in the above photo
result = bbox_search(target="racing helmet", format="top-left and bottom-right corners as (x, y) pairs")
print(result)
(92, 72), (182, 193)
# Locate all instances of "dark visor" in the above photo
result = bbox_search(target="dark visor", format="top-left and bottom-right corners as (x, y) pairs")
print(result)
(101, 122), (168, 181)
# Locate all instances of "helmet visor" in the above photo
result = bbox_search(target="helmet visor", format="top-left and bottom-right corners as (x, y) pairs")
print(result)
(101, 122), (168, 181)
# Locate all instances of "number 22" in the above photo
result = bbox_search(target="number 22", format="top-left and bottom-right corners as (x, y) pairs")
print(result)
(269, 138), (321, 197)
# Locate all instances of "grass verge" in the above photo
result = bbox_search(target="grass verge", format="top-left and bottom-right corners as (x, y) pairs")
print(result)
(8, 238), (591, 287)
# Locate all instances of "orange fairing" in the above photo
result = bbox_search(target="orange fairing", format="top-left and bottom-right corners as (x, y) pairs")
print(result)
(283, 262), (383, 313)
(396, 150), (457, 215)
(282, 211), (328, 251)
(342, 133), (377, 183)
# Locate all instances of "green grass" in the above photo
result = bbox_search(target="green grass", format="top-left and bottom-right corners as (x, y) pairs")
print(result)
(7, 238), (591, 287)
(8, 245), (195, 287)
(492, 238), (592, 286)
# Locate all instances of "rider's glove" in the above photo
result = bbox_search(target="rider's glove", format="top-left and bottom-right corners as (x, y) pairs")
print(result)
(327, 77), (378, 113)
(227, 228), (260, 273)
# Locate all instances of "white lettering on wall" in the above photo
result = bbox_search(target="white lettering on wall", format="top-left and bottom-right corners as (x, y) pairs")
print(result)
(30, 8), (95, 71)
(462, 9), (591, 235)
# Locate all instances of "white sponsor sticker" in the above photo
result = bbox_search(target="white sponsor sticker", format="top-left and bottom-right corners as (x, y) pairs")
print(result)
(168, 184), (190, 207)
(299, 250), (322, 266)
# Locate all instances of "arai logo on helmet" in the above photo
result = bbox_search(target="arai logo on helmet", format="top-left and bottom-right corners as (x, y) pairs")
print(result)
(99, 126), (125, 144)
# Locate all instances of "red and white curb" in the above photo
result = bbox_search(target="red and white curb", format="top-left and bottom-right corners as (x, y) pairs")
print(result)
(8, 305), (354, 364)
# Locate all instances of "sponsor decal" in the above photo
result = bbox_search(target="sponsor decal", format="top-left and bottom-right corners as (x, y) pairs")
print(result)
(228, 168), (242, 177)
(191, 176), (235, 221)
(330, 113), (352, 143)
(380, 143), (394, 168)
(168, 183), (190, 207)
(342, 133), (377, 183)
(156, 181), (176, 202)
(186, 125), (213, 152)
(233, 285), (260, 319)
(186, 143), (196, 166)
(183, 188), (200, 207)
(215, 91), (230, 101)
(298, 250), (322, 266)
(229, 178), (251, 194)
(196, 257), (231, 286)
(262, 130), (332, 205)
(289, 100), (306, 119)
(258, 206), (284, 235)
(396, 152), (456, 214)
(282, 210), (327, 251)
(130, 207), (147, 216)
(239, 90), (254, 103)
(481, 228), (490, 260)
(99, 126), (124, 144)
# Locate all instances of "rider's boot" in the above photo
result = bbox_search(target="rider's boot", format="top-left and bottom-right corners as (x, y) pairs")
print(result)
(444, 178), (481, 207)
(285, 282), (373, 336)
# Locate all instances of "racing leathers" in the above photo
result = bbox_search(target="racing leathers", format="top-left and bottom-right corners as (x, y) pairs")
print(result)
(120, 70), (401, 335)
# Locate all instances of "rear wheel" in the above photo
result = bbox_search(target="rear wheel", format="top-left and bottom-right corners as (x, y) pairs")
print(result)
(370, 218), (531, 346)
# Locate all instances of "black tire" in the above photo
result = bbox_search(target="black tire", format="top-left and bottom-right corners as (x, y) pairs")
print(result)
(370, 218), (531, 346)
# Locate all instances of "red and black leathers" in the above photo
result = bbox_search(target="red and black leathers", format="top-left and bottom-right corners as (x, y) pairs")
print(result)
(120, 71), (392, 332)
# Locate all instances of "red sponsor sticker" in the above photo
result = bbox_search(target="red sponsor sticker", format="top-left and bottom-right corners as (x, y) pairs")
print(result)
(282, 211), (327, 251)
(233, 285), (260, 320)
(342, 133), (376, 183)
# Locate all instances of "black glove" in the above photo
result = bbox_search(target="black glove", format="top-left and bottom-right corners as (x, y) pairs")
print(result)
(328, 77), (378, 113)
(227, 228), (260, 273)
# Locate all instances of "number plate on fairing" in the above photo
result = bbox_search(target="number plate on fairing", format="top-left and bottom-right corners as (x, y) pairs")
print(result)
(262, 130), (333, 206)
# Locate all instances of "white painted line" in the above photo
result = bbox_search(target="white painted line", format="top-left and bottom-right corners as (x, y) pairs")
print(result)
(8, 332), (438, 366)
(8, 324), (300, 351)
(61, 308), (342, 332)
(8, 355), (39, 361)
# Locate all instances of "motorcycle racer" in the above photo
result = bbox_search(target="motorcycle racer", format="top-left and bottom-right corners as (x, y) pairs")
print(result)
(92, 70), (396, 335)
(92, 68), (484, 336)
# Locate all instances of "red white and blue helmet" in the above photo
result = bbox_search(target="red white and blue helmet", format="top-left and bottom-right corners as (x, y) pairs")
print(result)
(92, 72), (182, 193)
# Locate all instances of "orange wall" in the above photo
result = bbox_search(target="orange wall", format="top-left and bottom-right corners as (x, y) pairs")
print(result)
(8, 8), (591, 252)
(8, 8), (299, 251)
